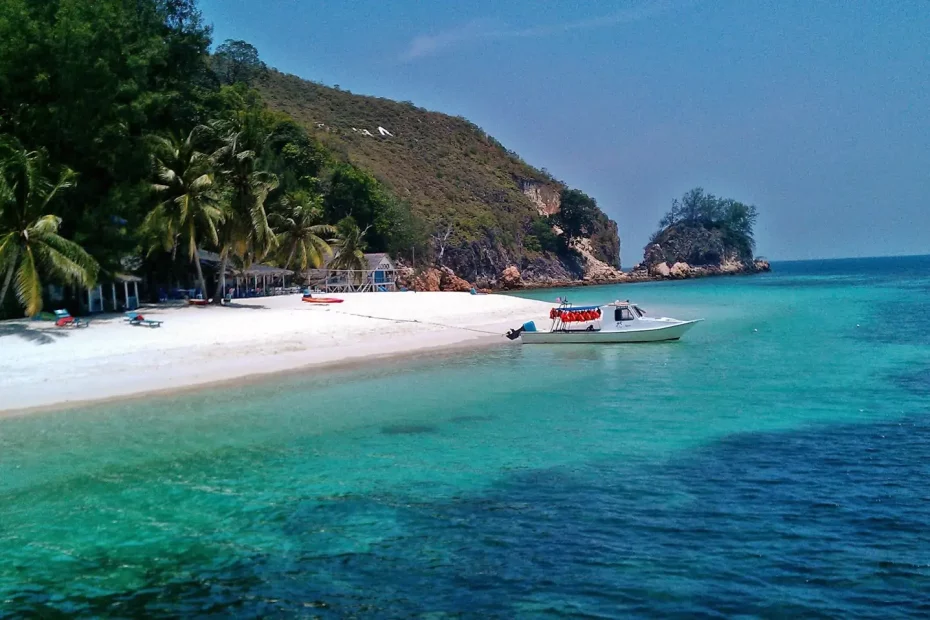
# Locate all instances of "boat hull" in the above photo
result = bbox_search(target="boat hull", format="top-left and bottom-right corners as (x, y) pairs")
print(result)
(521, 320), (700, 344)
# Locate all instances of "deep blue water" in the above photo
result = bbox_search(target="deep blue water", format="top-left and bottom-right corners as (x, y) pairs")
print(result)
(2, 256), (930, 618)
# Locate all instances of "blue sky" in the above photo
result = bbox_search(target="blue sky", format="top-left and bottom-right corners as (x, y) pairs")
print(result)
(199, 0), (929, 261)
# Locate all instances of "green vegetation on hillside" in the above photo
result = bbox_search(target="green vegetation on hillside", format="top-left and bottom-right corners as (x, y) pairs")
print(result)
(648, 188), (759, 266)
(0, 0), (620, 317)
(258, 72), (621, 277)
(0, 0), (424, 317)
(259, 72), (553, 247)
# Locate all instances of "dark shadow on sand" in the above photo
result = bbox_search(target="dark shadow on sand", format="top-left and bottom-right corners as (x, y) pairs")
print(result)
(0, 322), (70, 345)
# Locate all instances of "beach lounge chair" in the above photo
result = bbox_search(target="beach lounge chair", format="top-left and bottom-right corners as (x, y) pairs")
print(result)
(53, 309), (89, 328)
(124, 311), (163, 328)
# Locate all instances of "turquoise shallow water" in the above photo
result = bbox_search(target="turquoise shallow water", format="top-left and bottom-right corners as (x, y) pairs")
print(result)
(2, 256), (930, 617)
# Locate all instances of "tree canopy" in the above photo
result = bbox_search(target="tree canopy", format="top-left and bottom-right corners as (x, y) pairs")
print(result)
(212, 39), (266, 85)
(654, 188), (759, 262)
(0, 0), (618, 316)
(0, 0), (430, 317)
(0, 140), (99, 315)
(555, 188), (599, 240)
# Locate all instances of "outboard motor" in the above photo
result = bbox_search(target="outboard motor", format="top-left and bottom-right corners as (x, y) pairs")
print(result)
(506, 321), (536, 340)
(505, 326), (524, 340)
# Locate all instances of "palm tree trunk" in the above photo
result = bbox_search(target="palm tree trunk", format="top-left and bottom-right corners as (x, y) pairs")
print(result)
(212, 249), (229, 304)
(193, 244), (209, 300)
(0, 246), (20, 310)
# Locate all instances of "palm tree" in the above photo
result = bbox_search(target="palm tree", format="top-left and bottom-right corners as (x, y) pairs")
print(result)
(271, 196), (336, 272)
(329, 217), (369, 284)
(210, 123), (278, 302)
(142, 130), (221, 298)
(0, 141), (99, 316)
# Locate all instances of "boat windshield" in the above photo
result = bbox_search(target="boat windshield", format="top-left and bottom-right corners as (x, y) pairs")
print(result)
(615, 307), (635, 321)
(633, 305), (645, 317)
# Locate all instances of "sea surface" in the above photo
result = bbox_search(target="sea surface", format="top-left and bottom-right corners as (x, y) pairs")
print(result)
(2, 256), (930, 618)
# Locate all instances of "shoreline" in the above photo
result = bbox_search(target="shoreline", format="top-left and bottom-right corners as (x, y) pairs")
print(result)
(0, 332), (507, 419)
(508, 264), (772, 291)
(0, 292), (550, 418)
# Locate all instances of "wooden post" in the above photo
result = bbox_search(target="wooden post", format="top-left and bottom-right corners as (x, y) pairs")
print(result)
(111, 283), (117, 311)
(134, 281), (139, 306)
(123, 281), (129, 310)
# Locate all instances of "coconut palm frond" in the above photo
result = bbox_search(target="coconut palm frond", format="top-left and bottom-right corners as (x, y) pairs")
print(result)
(14, 247), (43, 316)
(33, 231), (99, 287)
(0, 139), (98, 316)
(189, 173), (213, 192)
(39, 167), (76, 211)
(29, 214), (62, 236)
(329, 222), (370, 280)
(0, 232), (17, 263)
(140, 203), (176, 254)
(154, 163), (179, 187)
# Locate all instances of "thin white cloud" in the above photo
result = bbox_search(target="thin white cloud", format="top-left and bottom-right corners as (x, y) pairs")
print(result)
(402, 19), (501, 62)
(401, 1), (684, 61)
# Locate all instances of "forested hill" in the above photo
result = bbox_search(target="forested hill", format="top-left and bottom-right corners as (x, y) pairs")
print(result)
(0, 0), (622, 321)
(259, 71), (621, 284)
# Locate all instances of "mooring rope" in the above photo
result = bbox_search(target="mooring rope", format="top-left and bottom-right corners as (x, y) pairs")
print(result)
(320, 308), (506, 336)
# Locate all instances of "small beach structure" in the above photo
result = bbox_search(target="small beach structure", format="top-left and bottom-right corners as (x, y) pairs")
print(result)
(306, 253), (397, 293)
(198, 251), (296, 298)
(86, 273), (143, 313)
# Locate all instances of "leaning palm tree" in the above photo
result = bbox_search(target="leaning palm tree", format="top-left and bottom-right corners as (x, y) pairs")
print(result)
(210, 123), (278, 302)
(271, 196), (336, 272)
(142, 131), (222, 298)
(0, 141), (98, 316)
(329, 217), (369, 285)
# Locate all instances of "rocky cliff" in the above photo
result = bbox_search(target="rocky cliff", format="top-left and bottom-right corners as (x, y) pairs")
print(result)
(519, 179), (561, 216)
(259, 71), (621, 288)
(636, 223), (770, 280)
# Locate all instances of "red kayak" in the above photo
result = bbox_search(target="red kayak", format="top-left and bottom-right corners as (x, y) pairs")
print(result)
(302, 296), (344, 304)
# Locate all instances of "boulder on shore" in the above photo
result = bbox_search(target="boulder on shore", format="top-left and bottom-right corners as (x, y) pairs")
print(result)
(643, 243), (665, 268)
(719, 258), (742, 274)
(411, 268), (442, 291)
(669, 261), (691, 278)
(405, 266), (477, 292)
(500, 265), (523, 289)
(650, 262), (671, 278)
(439, 267), (473, 292)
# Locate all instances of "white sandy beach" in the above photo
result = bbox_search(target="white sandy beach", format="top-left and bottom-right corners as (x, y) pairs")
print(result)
(0, 292), (552, 415)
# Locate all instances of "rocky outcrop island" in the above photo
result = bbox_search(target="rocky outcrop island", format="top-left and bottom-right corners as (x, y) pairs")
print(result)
(631, 187), (770, 281)
(403, 187), (769, 291)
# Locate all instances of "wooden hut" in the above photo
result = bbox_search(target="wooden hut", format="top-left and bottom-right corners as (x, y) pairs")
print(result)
(306, 253), (397, 293)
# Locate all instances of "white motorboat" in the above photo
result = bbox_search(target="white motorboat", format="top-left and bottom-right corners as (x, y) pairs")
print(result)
(508, 300), (701, 344)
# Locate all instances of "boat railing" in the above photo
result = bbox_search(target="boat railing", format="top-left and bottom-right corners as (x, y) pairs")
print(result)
(549, 303), (604, 332)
